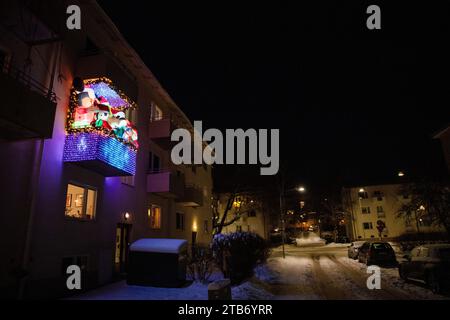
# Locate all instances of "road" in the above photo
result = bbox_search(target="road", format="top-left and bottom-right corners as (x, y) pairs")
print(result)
(251, 244), (449, 300)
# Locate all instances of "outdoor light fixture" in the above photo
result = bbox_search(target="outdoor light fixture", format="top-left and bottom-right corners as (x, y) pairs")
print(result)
(359, 188), (365, 193)
(298, 186), (306, 193)
(124, 212), (130, 220)
(398, 171), (405, 177)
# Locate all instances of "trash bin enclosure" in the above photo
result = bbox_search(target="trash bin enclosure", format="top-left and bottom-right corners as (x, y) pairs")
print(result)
(127, 239), (188, 287)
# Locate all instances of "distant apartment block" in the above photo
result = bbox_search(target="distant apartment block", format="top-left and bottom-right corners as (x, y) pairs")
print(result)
(342, 184), (445, 241)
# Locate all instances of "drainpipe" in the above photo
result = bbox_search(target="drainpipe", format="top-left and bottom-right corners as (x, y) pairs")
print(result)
(18, 138), (44, 299)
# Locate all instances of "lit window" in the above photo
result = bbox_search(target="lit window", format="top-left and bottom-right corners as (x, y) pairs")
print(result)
(149, 205), (162, 229)
(65, 183), (97, 220)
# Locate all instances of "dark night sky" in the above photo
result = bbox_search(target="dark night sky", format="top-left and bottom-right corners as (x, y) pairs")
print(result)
(98, 1), (450, 193)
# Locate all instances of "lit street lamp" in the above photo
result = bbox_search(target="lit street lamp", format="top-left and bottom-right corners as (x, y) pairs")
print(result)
(280, 184), (306, 259)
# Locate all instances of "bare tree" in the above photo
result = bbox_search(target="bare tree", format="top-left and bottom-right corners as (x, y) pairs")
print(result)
(212, 191), (260, 235)
(397, 181), (450, 237)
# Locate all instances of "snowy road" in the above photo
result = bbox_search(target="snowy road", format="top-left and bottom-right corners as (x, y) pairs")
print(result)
(71, 244), (450, 300)
(252, 244), (450, 300)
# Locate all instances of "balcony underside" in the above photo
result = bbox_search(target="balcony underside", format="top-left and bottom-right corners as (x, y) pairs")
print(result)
(176, 187), (204, 207)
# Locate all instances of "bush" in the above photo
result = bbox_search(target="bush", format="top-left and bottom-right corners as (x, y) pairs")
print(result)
(187, 245), (215, 283)
(212, 232), (271, 284)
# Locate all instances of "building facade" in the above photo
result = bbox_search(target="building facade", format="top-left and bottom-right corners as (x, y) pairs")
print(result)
(0, 0), (212, 299)
(342, 184), (445, 241)
(215, 193), (269, 239)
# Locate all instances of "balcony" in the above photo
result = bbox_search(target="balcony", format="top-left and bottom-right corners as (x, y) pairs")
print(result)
(0, 63), (56, 140)
(75, 51), (138, 102)
(176, 185), (204, 207)
(147, 170), (185, 198)
(63, 132), (136, 176)
(148, 118), (178, 149)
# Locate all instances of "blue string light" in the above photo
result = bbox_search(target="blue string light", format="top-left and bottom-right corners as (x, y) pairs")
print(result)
(63, 132), (136, 175)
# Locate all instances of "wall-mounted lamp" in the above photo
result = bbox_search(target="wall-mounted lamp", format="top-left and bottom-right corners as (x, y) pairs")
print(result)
(124, 212), (130, 220)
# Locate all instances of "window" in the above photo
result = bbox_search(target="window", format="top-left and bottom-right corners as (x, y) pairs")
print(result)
(236, 225), (242, 232)
(376, 206), (384, 213)
(359, 191), (369, 199)
(363, 222), (373, 230)
(150, 103), (163, 122)
(373, 191), (384, 201)
(362, 207), (371, 214)
(204, 220), (209, 233)
(148, 205), (162, 229)
(148, 152), (161, 173)
(65, 183), (97, 220)
(176, 212), (185, 230)
(248, 210), (257, 217)
(121, 175), (135, 187)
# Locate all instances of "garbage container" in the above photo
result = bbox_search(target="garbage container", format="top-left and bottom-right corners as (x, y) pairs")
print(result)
(127, 238), (188, 287)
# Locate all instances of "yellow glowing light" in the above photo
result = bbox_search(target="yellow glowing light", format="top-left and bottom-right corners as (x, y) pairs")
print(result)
(192, 221), (198, 232)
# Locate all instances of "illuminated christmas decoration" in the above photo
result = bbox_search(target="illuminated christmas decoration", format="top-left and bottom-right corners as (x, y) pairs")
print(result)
(63, 77), (138, 176)
(63, 132), (136, 175)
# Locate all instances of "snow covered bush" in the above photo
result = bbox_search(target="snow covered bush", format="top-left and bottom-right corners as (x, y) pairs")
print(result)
(187, 245), (215, 283)
(212, 232), (270, 284)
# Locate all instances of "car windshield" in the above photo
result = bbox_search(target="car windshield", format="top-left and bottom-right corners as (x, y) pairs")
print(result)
(371, 243), (392, 250)
(438, 248), (450, 260)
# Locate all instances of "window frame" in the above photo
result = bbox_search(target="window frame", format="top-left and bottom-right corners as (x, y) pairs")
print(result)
(176, 212), (185, 231)
(65, 182), (98, 221)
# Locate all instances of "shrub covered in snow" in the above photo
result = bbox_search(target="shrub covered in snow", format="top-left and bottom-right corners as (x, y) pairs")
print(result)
(212, 232), (270, 284)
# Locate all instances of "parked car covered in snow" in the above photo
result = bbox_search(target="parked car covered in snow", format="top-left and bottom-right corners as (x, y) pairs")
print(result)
(398, 244), (450, 294)
(358, 241), (397, 266)
(348, 241), (366, 259)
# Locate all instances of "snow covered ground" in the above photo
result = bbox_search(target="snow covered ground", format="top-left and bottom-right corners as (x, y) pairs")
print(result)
(71, 244), (450, 300)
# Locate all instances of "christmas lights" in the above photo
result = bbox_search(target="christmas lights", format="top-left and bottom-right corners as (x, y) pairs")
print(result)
(63, 132), (136, 175)
(63, 77), (138, 176)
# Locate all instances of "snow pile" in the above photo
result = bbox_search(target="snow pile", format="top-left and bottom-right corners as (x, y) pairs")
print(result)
(295, 232), (326, 247)
(325, 242), (351, 248)
(130, 239), (187, 254)
(232, 281), (274, 300)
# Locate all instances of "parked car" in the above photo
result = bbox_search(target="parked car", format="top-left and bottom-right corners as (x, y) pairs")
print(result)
(358, 242), (397, 266)
(348, 241), (366, 259)
(398, 244), (450, 294)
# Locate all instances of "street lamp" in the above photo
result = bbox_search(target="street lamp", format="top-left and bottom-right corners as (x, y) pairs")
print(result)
(280, 184), (306, 259)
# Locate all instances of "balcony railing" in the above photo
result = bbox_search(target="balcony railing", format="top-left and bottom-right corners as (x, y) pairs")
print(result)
(0, 61), (56, 139)
(176, 184), (204, 207)
(147, 170), (185, 198)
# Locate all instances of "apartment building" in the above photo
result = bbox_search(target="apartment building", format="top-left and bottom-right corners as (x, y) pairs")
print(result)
(215, 193), (269, 239)
(342, 183), (445, 241)
(0, 0), (212, 299)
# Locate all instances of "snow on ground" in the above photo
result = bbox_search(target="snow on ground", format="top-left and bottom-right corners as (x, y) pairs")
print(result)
(338, 255), (449, 300)
(295, 232), (326, 247)
(325, 242), (351, 248)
